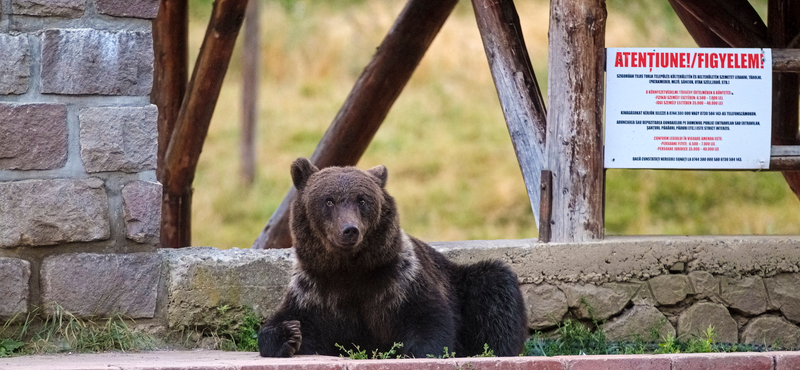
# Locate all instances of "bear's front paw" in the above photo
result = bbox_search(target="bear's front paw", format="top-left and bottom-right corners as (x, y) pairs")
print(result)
(279, 320), (302, 356)
(258, 320), (302, 357)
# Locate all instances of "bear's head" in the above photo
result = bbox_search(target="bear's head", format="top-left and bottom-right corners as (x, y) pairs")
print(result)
(289, 158), (401, 273)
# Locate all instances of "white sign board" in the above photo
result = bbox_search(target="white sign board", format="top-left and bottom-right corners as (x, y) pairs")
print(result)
(605, 48), (772, 169)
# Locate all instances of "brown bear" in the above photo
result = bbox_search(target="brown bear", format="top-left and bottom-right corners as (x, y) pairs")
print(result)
(257, 158), (528, 358)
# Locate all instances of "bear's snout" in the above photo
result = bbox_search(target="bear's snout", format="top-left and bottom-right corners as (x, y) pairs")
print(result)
(340, 225), (361, 245)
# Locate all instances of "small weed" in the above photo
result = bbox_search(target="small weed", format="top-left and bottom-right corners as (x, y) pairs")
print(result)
(655, 334), (681, 354)
(0, 339), (24, 357)
(336, 342), (403, 359)
(213, 305), (263, 352)
(684, 326), (716, 353)
(428, 346), (457, 359)
(474, 343), (495, 357)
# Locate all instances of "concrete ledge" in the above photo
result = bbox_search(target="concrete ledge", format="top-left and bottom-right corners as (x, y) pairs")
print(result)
(1, 351), (798, 370)
(433, 235), (800, 284)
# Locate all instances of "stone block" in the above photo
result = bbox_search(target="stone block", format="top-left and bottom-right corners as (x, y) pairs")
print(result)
(677, 302), (738, 343)
(671, 353), (772, 370)
(163, 247), (294, 330)
(122, 181), (162, 244)
(720, 276), (768, 316)
(521, 283), (568, 329)
(11, 0), (84, 17)
(41, 253), (161, 318)
(0, 103), (67, 170)
(561, 282), (638, 320)
(764, 273), (800, 323)
(447, 357), (565, 370)
(41, 29), (153, 95)
(602, 305), (675, 342)
(776, 352), (800, 370)
(0, 258), (30, 317)
(648, 274), (692, 306)
(0, 179), (110, 248)
(741, 316), (800, 349)
(96, 0), (158, 18)
(688, 271), (719, 299)
(563, 355), (670, 370)
(0, 34), (31, 94)
(79, 105), (157, 173)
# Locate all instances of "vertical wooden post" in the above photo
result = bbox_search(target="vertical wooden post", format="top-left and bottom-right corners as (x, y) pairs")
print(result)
(161, 0), (251, 248)
(545, 0), (606, 242)
(152, 0), (189, 248)
(241, 0), (259, 186)
(769, 0), (800, 196)
(471, 0), (548, 225)
(538, 170), (552, 243)
(251, 0), (459, 249)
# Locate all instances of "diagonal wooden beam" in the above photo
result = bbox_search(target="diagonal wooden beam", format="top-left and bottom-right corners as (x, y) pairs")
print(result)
(669, 0), (769, 47)
(668, 0), (728, 47)
(161, 0), (250, 248)
(471, 0), (548, 225)
(251, 0), (459, 249)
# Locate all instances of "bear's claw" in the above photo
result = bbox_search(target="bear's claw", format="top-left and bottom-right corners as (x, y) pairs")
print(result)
(279, 320), (302, 355)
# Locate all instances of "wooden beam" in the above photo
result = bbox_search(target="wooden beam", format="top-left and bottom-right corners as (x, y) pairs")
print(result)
(669, 0), (769, 48)
(770, 157), (800, 171)
(545, 0), (606, 242)
(471, 0), (547, 225)
(251, 0), (459, 249)
(538, 170), (552, 243)
(161, 0), (250, 248)
(668, 0), (728, 48)
(773, 49), (800, 72)
(241, 0), (260, 186)
(152, 0), (188, 248)
(769, 0), (800, 198)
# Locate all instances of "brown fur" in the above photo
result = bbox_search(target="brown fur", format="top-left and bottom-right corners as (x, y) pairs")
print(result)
(258, 158), (527, 358)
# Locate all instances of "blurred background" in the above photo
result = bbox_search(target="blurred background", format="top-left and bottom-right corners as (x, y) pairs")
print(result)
(185, 0), (799, 249)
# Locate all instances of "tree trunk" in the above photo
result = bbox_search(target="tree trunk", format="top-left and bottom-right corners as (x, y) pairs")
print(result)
(472, 0), (548, 226)
(545, 0), (606, 242)
(251, 0), (459, 249)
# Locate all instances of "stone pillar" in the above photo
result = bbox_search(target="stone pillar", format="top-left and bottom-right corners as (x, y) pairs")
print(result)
(0, 0), (161, 319)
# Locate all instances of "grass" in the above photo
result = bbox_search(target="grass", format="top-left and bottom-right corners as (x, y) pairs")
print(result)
(336, 342), (404, 359)
(212, 305), (262, 352)
(184, 0), (796, 249)
(523, 319), (770, 357)
(0, 305), (157, 356)
(335, 342), (495, 359)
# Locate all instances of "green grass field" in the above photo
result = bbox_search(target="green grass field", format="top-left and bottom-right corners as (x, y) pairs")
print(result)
(186, 0), (798, 249)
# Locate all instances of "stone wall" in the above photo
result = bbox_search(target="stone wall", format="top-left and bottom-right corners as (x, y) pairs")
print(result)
(157, 237), (800, 349)
(0, 0), (161, 319)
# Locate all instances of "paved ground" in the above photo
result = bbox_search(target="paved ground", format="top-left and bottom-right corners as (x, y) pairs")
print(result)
(2, 350), (800, 370)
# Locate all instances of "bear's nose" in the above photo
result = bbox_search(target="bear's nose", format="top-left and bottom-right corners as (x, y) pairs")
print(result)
(342, 226), (360, 239)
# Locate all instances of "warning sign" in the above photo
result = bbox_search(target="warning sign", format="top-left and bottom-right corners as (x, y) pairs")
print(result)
(604, 48), (772, 169)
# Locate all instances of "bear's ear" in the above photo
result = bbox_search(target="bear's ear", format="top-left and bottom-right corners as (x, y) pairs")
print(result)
(366, 165), (388, 188)
(291, 158), (319, 191)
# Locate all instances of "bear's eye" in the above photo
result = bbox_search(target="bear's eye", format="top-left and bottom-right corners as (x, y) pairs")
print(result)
(358, 198), (366, 206)
(325, 199), (334, 207)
